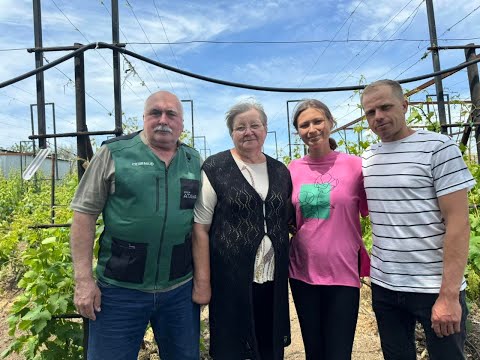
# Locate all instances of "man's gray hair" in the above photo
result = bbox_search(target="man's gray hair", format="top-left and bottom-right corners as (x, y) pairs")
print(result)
(361, 79), (405, 104)
(225, 99), (268, 136)
(143, 91), (184, 118)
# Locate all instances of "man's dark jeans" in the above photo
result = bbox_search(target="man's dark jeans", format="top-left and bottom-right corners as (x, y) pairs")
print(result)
(371, 283), (467, 360)
(88, 279), (200, 360)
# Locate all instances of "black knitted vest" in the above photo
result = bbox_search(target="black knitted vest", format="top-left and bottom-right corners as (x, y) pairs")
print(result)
(203, 150), (292, 360)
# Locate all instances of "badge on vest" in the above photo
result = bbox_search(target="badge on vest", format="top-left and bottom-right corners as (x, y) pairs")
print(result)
(180, 178), (199, 209)
(131, 161), (154, 166)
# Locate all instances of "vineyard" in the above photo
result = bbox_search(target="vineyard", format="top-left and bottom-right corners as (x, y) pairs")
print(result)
(0, 147), (479, 358)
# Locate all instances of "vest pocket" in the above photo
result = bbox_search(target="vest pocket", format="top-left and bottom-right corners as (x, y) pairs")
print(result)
(180, 178), (199, 209)
(104, 238), (148, 284)
(169, 233), (193, 280)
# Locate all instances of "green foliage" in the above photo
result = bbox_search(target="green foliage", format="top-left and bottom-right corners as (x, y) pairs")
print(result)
(3, 233), (82, 359)
(0, 172), (25, 268)
(468, 194), (480, 302)
(361, 217), (372, 252)
(0, 173), (83, 359)
(467, 162), (480, 305)
(407, 105), (440, 132)
(0, 170), (209, 359)
(337, 120), (376, 156)
(0, 172), (23, 223)
(281, 142), (303, 166)
(181, 129), (193, 147)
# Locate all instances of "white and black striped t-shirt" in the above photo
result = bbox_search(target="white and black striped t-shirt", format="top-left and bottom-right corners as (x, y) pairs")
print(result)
(362, 130), (475, 293)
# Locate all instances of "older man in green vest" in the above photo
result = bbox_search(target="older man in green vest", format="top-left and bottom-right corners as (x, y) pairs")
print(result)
(70, 91), (202, 360)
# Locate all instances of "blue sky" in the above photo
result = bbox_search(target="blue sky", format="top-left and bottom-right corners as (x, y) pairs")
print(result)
(0, 0), (479, 159)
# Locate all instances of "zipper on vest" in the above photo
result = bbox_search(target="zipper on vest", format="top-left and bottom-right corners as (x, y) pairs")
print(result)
(155, 170), (168, 288)
(155, 177), (160, 212)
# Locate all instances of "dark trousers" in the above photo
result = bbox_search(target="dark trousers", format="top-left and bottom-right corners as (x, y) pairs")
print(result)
(252, 281), (277, 360)
(89, 280), (199, 360)
(371, 283), (468, 360)
(289, 278), (360, 360)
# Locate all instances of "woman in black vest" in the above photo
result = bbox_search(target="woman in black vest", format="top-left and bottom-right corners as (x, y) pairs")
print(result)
(192, 100), (292, 359)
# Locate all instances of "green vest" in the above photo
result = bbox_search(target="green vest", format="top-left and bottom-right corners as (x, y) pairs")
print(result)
(96, 132), (201, 291)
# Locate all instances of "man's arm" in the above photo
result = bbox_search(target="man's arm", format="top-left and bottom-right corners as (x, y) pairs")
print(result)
(431, 188), (470, 337)
(70, 211), (101, 320)
(192, 222), (211, 305)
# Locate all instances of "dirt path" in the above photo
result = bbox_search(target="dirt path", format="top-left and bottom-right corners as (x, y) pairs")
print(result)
(1, 285), (478, 359)
(1, 285), (382, 359)
(0, 290), (22, 360)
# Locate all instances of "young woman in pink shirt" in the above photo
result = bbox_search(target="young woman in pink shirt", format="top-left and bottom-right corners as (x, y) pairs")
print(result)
(288, 99), (369, 360)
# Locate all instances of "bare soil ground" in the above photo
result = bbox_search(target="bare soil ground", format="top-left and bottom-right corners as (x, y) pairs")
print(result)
(1, 285), (479, 359)
(140, 283), (480, 360)
(0, 290), (22, 360)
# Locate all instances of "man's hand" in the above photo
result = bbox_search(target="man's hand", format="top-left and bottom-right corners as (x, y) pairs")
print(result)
(431, 294), (462, 337)
(192, 278), (211, 305)
(74, 278), (102, 320)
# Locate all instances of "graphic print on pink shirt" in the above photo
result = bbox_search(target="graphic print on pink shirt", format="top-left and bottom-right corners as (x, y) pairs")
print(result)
(298, 173), (339, 220)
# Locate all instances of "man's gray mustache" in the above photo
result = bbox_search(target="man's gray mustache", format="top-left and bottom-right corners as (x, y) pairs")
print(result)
(154, 125), (173, 133)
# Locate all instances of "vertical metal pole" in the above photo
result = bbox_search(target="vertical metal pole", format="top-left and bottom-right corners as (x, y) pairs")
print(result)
(202, 136), (206, 159)
(445, 94), (452, 136)
(426, 95), (432, 119)
(20, 142), (25, 188)
(29, 105), (40, 190)
(50, 153), (55, 224)
(425, 0), (447, 134)
(357, 132), (361, 154)
(464, 44), (480, 163)
(51, 103), (59, 179)
(29, 105), (37, 155)
(273, 131), (278, 159)
(267, 131), (278, 159)
(287, 100), (303, 159)
(286, 102), (292, 159)
(191, 101), (194, 149)
(32, 0), (47, 148)
(112, 0), (122, 136)
(75, 45), (87, 180)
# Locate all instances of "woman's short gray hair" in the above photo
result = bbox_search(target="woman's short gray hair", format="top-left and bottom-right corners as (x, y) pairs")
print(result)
(225, 100), (268, 136)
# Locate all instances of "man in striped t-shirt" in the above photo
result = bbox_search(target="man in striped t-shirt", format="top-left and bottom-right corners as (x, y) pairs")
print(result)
(361, 79), (475, 360)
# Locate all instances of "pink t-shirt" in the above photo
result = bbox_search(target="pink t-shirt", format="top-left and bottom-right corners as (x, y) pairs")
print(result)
(288, 151), (369, 288)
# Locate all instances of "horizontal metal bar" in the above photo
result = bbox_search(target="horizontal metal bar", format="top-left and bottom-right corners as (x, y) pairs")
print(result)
(27, 43), (126, 53)
(29, 223), (71, 229)
(29, 129), (122, 139)
(29, 222), (101, 229)
(3, 41), (480, 92)
(52, 314), (83, 319)
(338, 123), (480, 131)
(409, 100), (472, 105)
(428, 45), (480, 50)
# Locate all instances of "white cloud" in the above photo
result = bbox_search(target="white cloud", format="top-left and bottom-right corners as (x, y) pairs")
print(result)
(0, 0), (477, 155)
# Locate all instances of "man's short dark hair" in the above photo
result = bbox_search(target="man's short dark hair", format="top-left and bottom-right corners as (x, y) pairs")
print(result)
(361, 79), (405, 104)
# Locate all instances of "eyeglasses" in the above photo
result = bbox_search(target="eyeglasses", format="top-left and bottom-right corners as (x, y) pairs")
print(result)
(233, 123), (264, 133)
